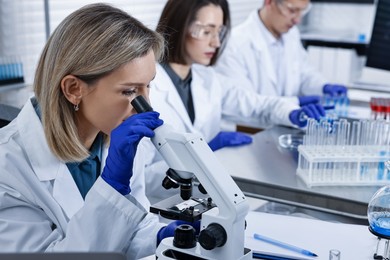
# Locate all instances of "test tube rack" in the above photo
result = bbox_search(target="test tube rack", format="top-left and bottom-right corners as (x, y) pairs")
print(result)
(297, 145), (390, 187)
(0, 56), (24, 86)
(297, 118), (390, 187)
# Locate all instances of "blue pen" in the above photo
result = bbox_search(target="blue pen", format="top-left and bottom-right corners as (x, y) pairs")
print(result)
(253, 252), (308, 260)
(253, 233), (318, 257)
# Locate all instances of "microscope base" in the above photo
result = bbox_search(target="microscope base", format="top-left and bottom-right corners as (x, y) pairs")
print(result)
(156, 238), (252, 260)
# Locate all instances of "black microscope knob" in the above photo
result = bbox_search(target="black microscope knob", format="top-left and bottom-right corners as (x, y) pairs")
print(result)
(173, 224), (197, 249)
(198, 223), (227, 250)
(162, 176), (179, 189)
(198, 183), (207, 194)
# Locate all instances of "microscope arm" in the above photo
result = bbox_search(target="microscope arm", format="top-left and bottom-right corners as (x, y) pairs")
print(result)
(151, 124), (250, 259)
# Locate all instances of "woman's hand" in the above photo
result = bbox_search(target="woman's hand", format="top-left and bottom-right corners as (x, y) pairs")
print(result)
(101, 112), (163, 195)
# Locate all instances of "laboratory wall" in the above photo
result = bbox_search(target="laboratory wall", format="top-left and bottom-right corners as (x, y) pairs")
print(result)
(303, 2), (375, 40)
(300, 2), (376, 85)
(0, 0), (378, 107)
(0, 0), (262, 107)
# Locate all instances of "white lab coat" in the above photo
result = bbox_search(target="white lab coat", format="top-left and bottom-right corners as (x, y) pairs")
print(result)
(0, 99), (163, 259)
(144, 63), (299, 201)
(215, 10), (327, 97)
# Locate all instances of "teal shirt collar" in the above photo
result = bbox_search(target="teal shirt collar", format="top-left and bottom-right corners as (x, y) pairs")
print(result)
(31, 96), (103, 199)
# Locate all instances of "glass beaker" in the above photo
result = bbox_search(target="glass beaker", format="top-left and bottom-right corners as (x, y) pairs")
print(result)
(329, 249), (340, 260)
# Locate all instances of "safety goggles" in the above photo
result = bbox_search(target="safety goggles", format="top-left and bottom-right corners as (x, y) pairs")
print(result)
(189, 21), (227, 42)
(275, 0), (312, 18)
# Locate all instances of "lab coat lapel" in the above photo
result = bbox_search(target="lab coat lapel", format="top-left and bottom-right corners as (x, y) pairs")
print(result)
(166, 89), (194, 130)
(249, 11), (277, 87)
(282, 34), (296, 96)
(18, 101), (61, 181)
(190, 67), (208, 130)
(253, 36), (277, 87)
(101, 147), (108, 174)
(52, 165), (84, 219)
(156, 66), (194, 130)
(260, 46), (277, 86)
(19, 100), (84, 219)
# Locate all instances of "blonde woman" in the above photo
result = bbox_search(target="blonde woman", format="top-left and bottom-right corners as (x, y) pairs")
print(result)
(0, 3), (193, 259)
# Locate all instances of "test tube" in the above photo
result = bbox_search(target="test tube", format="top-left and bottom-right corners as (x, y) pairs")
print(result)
(343, 121), (351, 180)
(350, 121), (361, 145)
(380, 100), (386, 120)
(306, 119), (317, 146)
(360, 120), (369, 145)
(319, 120), (327, 146)
(386, 122), (390, 146)
(386, 100), (390, 122)
(372, 120), (381, 145)
(337, 119), (348, 146)
(337, 95), (349, 117)
(378, 120), (386, 145)
(330, 121), (339, 146)
(323, 121), (331, 146)
(329, 249), (341, 260)
(371, 98), (378, 120)
(371, 120), (380, 145)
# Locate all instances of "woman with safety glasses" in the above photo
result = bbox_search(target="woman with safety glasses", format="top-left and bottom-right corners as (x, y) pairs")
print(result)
(215, 0), (347, 107)
(143, 0), (325, 202)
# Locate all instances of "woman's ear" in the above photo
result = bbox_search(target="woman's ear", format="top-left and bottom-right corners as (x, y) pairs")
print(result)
(61, 75), (83, 106)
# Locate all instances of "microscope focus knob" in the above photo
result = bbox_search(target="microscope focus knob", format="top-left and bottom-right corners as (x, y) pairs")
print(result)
(173, 224), (197, 249)
(198, 223), (227, 250)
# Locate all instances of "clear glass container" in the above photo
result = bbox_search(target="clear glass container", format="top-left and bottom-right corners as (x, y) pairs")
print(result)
(278, 134), (303, 149)
(368, 185), (390, 238)
(329, 249), (341, 260)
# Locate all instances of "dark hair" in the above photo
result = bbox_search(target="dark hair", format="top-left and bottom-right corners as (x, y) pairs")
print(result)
(156, 0), (230, 66)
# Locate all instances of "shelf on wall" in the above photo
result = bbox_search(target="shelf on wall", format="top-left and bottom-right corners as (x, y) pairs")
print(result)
(0, 82), (27, 93)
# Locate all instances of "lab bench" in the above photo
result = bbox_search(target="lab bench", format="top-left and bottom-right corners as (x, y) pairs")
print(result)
(215, 125), (381, 225)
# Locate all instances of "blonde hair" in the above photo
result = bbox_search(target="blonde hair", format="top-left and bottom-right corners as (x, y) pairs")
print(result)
(33, 3), (164, 162)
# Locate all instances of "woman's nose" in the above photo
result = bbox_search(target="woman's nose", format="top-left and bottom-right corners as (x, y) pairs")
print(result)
(210, 35), (221, 48)
(292, 15), (302, 25)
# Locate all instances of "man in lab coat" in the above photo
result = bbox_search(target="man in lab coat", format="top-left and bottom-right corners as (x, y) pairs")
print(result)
(215, 0), (347, 104)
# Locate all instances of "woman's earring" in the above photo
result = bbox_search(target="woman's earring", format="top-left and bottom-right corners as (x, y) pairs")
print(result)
(74, 103), (79, 112)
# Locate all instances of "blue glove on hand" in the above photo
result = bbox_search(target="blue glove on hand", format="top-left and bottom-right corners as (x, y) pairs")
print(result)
(289, 104), (325, 127)
(298, 95), (321, 106)
(323, 84), (348, 96)
(101, 112), (163, 195)
(157, 220), (201, 246)
(208, 131), (253, 152)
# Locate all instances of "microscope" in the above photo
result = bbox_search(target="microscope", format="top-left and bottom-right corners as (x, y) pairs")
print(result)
(131, 96), (252, 260)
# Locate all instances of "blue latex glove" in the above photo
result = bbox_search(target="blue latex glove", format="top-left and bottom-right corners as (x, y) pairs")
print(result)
(157, 220), (201, 246)
(208, 131), (253, 152)
(298, 95), (321, 106)
(289, 104), (325, 128)
(101, 112), (163, 195)
(323, 84), (348, 97)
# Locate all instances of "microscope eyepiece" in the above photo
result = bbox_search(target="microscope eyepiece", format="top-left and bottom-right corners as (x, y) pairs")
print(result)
(131, 95), (153, 113)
